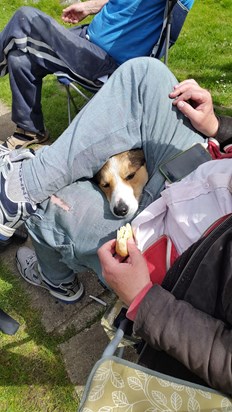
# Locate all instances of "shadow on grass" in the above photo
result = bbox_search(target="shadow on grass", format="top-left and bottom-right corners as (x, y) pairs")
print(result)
(0, 259), (74, 387)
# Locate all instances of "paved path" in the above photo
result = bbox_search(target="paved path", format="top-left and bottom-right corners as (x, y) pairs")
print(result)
(0, 100), (137, 396)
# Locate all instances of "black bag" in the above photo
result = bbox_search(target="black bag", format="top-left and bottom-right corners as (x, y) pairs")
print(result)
(139, 213), (232, 384)
(162, 213), (232, 323)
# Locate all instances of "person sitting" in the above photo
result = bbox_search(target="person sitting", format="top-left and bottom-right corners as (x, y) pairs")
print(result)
(0, 0), (194, 149)
(0, 56), (231, 393)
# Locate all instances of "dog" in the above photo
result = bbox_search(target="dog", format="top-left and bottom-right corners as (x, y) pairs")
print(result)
(94, 149), (148, 218)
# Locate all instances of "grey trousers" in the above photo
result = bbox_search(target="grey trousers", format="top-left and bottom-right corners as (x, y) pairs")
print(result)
(23, 57), (204, 284)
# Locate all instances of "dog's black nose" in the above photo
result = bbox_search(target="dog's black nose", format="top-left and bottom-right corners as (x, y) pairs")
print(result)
(114, 200), (129, 217)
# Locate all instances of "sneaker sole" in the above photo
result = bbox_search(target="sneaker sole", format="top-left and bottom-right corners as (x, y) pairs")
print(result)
(16, 253), (85, 304)
(12, 135), (49, 149)
(2, 133), (49, 150)
(49, 283), (85, 304)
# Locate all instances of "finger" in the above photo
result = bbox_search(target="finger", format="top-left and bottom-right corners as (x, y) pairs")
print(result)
(169, 83), (203, 99)
(62, 5), (75, 12)
(175, 79), (198, 88)
(127, 239), (142, 261)
(172, 90), (207, 106)
(175, 100), (202, 121)
(98, 239), (116, 260)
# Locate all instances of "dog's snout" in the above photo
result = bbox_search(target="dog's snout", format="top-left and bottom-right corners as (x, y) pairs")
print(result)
(113, 200), (129, 217)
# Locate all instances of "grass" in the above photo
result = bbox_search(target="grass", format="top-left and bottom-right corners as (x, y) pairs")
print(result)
(0, 262), (79, 412)
(0, 0), (231, 410)
(0, 0), (231, 139)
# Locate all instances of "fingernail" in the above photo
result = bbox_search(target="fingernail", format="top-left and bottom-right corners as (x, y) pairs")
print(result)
(177, 101), (185, 108)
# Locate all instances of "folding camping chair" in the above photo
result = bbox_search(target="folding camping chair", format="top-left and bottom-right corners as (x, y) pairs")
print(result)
(78, 304), (232, 412)
(56, 0), (190, 125)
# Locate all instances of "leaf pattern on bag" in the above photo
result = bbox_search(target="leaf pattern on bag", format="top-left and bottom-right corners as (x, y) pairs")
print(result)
(187, 397), (200, 412)
(94, 367), (110, 382)
(112, 391), (129, 407)
(88, 384), (105, 402)
(110, 370), (124, 388)
(157, 377), (171, 387)
(80, 359), (232, 411)
(170, 383), (185, 391)
(221, 396), (232, 411)
(171, 392), (183, 411)
(151, 390), (168, 406)
(196, 389), (212, 399)
(186, 387), (196, 398)
(128, 376), (144, 391)
(135, 369), (148, 382)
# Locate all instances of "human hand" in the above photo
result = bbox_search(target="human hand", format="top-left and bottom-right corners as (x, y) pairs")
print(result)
(62, 0), (107, 24)
(62, 2), (92, 23)
(98, 237), (150, 306)
(169, 79), (219, 137)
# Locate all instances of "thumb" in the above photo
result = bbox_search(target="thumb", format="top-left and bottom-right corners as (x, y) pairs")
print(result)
(127, 238), (142, 260)
(177, 100), (196, 119)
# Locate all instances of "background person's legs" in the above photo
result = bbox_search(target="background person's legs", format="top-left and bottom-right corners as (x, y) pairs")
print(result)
(0, 6), (117, 144)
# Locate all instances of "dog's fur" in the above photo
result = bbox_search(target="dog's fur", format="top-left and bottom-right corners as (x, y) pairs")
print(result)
(94, 149), (148, 218)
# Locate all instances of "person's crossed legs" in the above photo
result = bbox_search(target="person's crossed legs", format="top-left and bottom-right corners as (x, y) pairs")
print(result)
(0, 57), (204, 302)
(0, 6), (117, 149)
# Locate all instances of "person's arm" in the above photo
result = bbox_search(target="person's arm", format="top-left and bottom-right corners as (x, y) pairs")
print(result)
(134, 284), (232, 395)
(98, 238), (232, 395)
(62, 0), (109, 24)
(215, 115), (232, 148)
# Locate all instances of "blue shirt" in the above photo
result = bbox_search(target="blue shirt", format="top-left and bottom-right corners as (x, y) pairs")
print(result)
(88, 0), (194, 65)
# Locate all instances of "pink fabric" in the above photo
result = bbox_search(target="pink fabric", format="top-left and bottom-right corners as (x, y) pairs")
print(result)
(208, 138), (232, 159)
(126, 281), (153, 321)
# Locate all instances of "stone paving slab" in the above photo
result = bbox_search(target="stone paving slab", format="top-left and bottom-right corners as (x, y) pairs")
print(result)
(0, 101), (14, 142)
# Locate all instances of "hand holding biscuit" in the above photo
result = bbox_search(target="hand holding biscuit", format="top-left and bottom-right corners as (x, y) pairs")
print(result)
(98, 235), (150, 306)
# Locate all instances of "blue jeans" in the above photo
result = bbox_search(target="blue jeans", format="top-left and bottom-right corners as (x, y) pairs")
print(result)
(23, 57), (204, 285)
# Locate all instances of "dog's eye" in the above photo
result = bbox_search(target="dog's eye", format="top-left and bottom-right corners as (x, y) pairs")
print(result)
(101, 182), (110, 188)
(125, 172), (136, 181)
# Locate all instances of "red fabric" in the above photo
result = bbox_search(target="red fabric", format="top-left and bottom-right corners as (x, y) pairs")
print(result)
(142, 235), (179, 285)
(127, 236), (179, 321)
(208, 138), (232, 159)
(126, 281), (153, 321)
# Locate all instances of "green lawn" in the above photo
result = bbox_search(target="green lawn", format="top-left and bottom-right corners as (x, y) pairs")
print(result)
(0, 0), (231, 410)
(0, 0), (231, 140)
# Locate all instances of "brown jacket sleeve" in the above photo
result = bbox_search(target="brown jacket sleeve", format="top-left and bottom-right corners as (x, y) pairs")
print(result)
(134, 284), (232, 395)
(215, 115), (232, 147)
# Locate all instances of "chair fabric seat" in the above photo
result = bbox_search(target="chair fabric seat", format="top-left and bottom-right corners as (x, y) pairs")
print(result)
(78, 356), (232, 411)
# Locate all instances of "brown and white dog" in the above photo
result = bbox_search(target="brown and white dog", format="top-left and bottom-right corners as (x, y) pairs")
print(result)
(94, 149), (148, 218)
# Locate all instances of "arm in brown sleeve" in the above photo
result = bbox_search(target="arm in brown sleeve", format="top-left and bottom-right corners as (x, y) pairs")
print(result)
(134, 284), (232, 395)
(215, 115), (232, 147)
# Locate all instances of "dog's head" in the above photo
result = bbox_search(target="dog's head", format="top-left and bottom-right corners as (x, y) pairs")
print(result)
(94, 149), (148, 218)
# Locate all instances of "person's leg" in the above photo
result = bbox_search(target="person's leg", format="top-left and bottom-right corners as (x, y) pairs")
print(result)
(23, 56), (204, 204)
(14, 57), (206, 294)
(5, 50), (49, 147)
(0, 6), (117, 145)
(0, 57), (204, 241)
(15, 179), (125, 300)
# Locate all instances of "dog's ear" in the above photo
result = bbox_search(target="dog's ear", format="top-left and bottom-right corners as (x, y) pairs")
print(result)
(128, 149), (146, 167)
